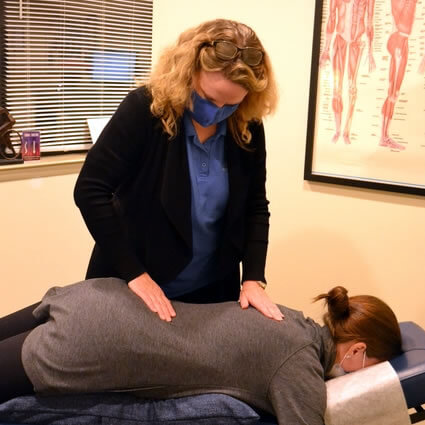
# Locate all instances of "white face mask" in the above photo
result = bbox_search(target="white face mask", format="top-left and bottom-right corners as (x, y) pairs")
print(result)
(327, 347), (366, 379)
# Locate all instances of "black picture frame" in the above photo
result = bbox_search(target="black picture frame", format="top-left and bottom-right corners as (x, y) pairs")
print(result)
(304, 0), (425, 197)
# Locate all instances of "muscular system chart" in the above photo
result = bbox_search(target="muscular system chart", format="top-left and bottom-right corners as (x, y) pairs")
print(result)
(312, 0), (425, 189)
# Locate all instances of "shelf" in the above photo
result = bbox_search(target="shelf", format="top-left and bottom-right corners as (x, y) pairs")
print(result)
(0, 153), (86, 182)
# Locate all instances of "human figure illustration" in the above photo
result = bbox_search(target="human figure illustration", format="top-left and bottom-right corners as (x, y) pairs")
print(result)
(320, 0), (376, 144)
(419, 54), (425, 75)
(380, 0), (423, 150)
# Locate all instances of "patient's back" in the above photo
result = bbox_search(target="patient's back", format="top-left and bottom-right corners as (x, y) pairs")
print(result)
(21, 277), (332, 422)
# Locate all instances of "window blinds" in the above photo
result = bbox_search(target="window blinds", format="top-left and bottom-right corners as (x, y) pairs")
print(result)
(1, 0), (152, 153)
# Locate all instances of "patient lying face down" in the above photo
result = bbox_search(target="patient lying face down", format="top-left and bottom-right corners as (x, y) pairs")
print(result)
(0, 278), (402, 425)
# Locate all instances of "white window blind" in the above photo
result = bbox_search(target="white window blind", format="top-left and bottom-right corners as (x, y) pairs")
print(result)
(1, 0), (153, 153)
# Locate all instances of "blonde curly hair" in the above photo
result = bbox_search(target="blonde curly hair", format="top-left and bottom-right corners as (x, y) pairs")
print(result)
(141, 19), (278, 148)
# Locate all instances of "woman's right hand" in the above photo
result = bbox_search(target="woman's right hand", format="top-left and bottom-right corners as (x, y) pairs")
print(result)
(128, 273), (176, 322)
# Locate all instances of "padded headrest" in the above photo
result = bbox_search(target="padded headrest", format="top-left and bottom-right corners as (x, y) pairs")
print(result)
(389, 321), (425, 409)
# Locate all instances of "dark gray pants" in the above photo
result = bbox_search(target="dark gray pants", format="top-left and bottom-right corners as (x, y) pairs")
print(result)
(0, 303), (41, 403)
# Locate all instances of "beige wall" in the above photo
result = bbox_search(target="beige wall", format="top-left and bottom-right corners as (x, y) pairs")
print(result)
(0, 172), (93, 311)
(1, 0), (424, 329)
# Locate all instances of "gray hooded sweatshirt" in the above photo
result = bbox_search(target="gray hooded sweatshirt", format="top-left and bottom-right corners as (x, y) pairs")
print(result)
(22, 278), (335, 425)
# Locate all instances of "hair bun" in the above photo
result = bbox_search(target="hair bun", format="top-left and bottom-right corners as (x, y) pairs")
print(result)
(315, 286), (350, 321)
(326, 286), (350, 320)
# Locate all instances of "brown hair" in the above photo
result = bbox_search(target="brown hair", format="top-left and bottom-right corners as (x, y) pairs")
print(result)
(142, 19), (278, 148)
(315, 286), (402, 361)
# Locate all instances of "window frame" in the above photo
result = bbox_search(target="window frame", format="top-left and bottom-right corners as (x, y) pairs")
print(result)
(0, 0), (153, 161)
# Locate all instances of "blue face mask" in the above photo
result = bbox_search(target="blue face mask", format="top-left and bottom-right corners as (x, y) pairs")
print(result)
(189, 90), (239, 127)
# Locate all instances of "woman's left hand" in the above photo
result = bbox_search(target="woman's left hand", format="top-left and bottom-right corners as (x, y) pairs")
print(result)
(239, 281), (284, 321)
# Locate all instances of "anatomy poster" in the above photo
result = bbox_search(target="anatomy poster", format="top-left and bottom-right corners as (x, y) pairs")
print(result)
(305, 0), (425, 195)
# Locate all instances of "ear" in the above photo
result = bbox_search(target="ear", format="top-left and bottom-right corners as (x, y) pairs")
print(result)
(351, 342), (367, 356)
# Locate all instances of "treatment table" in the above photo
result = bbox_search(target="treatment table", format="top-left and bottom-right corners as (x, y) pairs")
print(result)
(0, 321), (424, 424)
(389, 321), (425, 424)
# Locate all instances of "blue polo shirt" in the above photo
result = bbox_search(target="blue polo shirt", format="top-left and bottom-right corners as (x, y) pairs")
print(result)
(161, 112), (229, 298)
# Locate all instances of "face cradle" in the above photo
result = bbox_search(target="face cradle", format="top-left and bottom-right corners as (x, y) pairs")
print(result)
(193, 70), (248, 108)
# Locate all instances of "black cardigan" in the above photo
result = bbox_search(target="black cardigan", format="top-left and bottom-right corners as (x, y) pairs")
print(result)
(74, 86), (270, 293)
